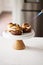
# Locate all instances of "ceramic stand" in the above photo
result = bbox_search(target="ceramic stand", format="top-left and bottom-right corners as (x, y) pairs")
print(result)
(3, 29), (35, 50)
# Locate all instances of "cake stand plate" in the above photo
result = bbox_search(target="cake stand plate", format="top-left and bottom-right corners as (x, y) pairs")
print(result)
(2, 29), (35, 50)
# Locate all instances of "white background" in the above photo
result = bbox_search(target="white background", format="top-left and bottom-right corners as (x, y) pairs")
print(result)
(0, 36), (43, 65)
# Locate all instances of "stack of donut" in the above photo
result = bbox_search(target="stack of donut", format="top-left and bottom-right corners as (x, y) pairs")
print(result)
(7, 22), (31, 35)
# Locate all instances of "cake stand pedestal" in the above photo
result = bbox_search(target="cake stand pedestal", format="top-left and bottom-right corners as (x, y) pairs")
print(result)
(13, 40), (25, 50)
(3, 29), (35, 50)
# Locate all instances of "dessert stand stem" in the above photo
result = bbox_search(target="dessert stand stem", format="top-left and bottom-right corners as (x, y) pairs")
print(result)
(13, 40), (25, 50)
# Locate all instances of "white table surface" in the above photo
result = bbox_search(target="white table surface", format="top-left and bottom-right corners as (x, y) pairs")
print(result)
(0, 36), (43, 65)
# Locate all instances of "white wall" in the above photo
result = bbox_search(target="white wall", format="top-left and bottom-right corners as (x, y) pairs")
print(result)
(12, 0), (24, 25)
(3, 0), (14, 11)
(0, 0), (25, 25)
(0, 0), (14, 12)
(0, 0), (3, 13)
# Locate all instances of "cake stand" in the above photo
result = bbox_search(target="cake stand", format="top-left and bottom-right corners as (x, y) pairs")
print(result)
(2, 29), (35, 50)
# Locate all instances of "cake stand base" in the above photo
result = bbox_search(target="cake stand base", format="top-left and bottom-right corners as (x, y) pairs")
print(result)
(3, 29), (35, 50)
(13, 40), (25, 50)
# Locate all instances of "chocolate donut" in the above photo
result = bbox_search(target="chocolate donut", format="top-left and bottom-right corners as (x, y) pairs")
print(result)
(22, 23), (31, 33)
(7, 23), (23, 35)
